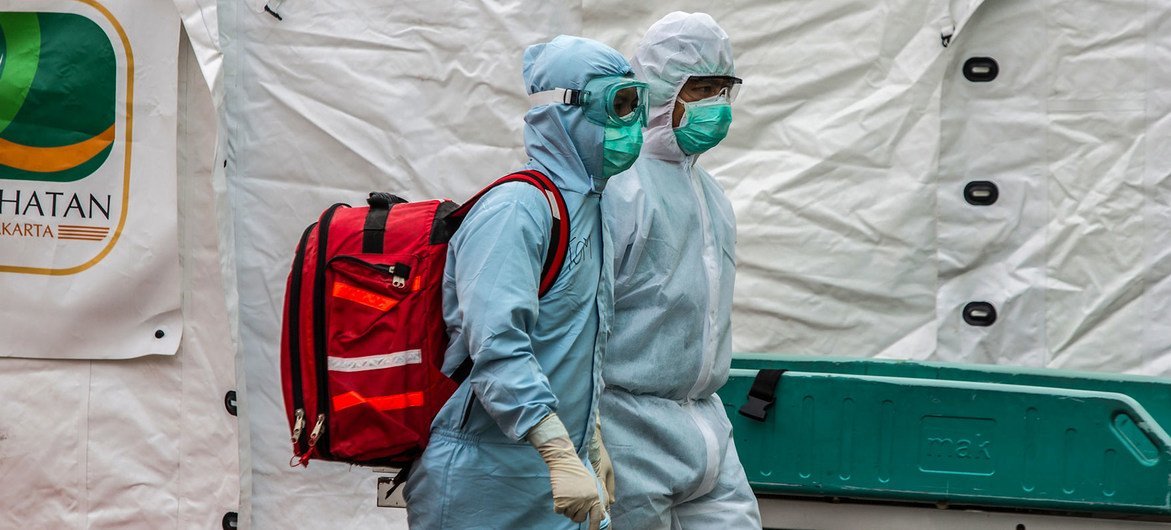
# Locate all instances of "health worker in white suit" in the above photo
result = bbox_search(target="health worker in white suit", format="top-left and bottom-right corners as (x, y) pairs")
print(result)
(600, 11), (762, 530)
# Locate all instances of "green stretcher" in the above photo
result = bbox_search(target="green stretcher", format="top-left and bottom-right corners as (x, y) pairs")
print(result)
(718, 354), (1171, 518)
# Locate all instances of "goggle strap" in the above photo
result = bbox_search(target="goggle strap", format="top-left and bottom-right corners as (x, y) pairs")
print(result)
(528, 88), (583, 108)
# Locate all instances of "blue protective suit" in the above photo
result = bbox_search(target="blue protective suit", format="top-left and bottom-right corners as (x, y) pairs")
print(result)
(600, 12), (761, 529)
(403, 36), (627, 529)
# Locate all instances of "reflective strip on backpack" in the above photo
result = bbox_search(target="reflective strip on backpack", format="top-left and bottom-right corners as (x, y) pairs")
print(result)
(327, 349), (422, 372)
(332, 281), (399, 311)
(333, 390), (425, 412)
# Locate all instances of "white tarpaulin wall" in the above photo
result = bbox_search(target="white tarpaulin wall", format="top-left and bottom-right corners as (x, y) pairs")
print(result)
(4, 0), (1168, 528)
(217, 0), (1171, 527)
(936, 0), (1171, 374)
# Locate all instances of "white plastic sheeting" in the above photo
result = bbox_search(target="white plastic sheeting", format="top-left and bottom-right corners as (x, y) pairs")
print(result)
(3, 0), (1160, 528)
(935, 0), (1171, 375)
(174, 0), (222, 101)
(216, 0), (1171, 527)
(0, 18), (241, 530)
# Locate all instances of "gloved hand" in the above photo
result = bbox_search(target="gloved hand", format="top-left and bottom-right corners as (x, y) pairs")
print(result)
(527, 413), (607, 529)
(589, 419), (616, 507)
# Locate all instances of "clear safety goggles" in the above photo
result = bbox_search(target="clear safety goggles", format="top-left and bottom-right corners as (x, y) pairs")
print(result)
(680, 75), (743, 103)
(529, 75), (649, 127)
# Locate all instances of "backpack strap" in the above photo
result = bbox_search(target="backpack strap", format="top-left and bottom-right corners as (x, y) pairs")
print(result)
(451, 170), (570, 298)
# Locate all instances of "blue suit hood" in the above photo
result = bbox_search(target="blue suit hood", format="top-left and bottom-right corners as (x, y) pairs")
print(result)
(522, 35), (632, 194)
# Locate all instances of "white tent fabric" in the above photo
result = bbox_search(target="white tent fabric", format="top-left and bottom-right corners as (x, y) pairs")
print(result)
(4, 0), (1168, 527)
(174, 0), (223, 102)
(215, 0), (1169, 527)
(935, 0), (1171, 375)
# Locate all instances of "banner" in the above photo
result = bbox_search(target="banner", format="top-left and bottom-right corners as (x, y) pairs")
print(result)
(0, 0), (180, 359)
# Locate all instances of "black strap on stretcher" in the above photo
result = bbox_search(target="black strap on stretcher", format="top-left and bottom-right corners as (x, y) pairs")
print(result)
(738, 369), (785, 422)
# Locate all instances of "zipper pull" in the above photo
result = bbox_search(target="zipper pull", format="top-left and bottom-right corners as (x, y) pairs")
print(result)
(291, 408), (306, 446)
(290, 411), (322, 468)
(307, 413), (326, 448)
(390, 263), (412, 289)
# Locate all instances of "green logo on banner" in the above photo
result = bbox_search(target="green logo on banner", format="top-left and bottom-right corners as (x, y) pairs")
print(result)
(0, 12), (115, 182)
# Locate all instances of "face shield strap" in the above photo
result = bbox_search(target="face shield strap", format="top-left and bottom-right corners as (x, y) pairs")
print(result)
(529, 88), (584, 109)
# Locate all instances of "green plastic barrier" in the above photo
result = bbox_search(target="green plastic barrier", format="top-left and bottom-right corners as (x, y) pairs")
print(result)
(719, 354), (1171, 517)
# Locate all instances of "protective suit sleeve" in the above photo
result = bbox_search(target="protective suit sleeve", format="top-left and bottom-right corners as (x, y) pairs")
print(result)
(450, 182), (557, 441)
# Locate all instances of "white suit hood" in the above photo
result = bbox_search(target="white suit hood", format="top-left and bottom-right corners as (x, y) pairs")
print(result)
(631, 11), (736, 161)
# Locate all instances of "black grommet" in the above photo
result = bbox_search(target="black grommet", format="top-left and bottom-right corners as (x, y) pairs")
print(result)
(222, 512), (238, 530)
(963, 302), (997, 326)
(154, 329), (165, 339)
(225, 391), (238, 416)
(964, 181), (999, 206)
(963, 57), (999, 82)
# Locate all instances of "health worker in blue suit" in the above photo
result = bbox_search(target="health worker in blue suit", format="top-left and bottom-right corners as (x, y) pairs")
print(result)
(405, 35), (647, 530)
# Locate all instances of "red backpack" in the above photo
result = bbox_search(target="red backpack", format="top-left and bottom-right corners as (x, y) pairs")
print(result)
(280, 170), (569, 469)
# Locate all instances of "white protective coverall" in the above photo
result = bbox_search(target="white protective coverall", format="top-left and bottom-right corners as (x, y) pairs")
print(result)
(599, 12), (762, 530)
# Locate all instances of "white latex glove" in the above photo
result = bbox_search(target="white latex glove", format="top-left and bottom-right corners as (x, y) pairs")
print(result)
(589, 419), (616, 507)
(527, 413), (607, 529)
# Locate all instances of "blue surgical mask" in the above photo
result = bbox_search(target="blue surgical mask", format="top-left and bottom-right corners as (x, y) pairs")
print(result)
(602, 120), (643, 178)
(673, 95), (733, 155)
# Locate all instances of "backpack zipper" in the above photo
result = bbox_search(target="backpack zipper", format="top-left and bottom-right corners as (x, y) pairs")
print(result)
(309, 203), (347, 458)
(329, 255), (413, 290)
(287, 221), (317, 456)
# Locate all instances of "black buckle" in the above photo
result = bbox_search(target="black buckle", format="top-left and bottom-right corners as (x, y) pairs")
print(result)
(738, 394), (774, 422)
(738, 369), (785, 422)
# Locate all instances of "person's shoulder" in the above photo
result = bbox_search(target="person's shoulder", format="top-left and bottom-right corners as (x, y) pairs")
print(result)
(465, 180), (553, 226)
(476, 180), (548, 204)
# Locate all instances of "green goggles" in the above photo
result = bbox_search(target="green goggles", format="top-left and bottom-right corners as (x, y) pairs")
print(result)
(529, 75), (649, 127)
